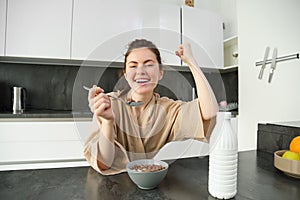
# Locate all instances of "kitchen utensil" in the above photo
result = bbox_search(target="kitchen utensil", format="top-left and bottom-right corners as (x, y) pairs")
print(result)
(268, 48), (277, 83)
(11, 86), (26, 114)
(83, 86), (143, 107)
(258, 46), (270, 79)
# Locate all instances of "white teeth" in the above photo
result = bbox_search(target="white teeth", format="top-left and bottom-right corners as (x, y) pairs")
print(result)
(136, 79), (149, 83)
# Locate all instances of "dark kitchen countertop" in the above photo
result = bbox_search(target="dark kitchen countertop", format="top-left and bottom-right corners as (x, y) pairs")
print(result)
(0, 110), (238, 121)
(0, 109), (93, 121)
(0, 150), (299, 200)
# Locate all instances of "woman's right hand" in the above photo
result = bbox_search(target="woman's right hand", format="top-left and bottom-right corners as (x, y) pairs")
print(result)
(88, 85), (115, 122)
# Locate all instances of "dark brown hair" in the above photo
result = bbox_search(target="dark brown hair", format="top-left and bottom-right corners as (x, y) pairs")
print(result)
(124, 39), (162, 71)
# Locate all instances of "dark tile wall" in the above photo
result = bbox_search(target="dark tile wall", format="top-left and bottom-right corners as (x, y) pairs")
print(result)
(257, 123), (300, 153)
(0, 61), (238, 113)
(0, 63), (78, 111)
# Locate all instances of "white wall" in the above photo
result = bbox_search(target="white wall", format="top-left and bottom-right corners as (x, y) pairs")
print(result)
(237, 0), (300, 151)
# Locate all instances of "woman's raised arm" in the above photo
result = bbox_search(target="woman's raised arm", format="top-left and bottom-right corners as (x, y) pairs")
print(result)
(175, 43), (218, 120)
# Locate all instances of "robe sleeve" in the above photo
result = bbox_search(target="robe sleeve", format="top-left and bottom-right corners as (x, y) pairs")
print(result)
(83, 115), (130, 175)
(169, 99), (215, 143)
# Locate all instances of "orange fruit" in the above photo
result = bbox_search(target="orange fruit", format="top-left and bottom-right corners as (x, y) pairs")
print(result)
(290, 136), (300, 153)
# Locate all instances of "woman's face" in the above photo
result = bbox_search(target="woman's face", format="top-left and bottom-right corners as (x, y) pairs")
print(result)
(124, 48), (163, 95)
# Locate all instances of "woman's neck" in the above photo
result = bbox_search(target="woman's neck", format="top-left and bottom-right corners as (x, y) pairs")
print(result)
(128, 90), (153, 110)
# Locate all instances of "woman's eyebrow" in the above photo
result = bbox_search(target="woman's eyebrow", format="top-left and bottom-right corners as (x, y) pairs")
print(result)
(144, 59), (155, 64)
(127, 59), (155, 65)
(127, 61), (138, 65)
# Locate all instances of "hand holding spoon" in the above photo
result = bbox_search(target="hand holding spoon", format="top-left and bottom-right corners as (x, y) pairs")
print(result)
(83, 86), (143, 107)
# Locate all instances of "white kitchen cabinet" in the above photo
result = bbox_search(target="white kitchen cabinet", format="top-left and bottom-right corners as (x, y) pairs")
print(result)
(0, 121), (93, 170)
(182, 6), (224, 68)
(5, 0), (72, 59)
(143, 3), (181, 66)
(72, 0), (141, 62)
(72, 0), (181, 65)
(0, 0), (6, 56)
(220, 0), (237, 40)
(0, 115), (238, 171)
(194, 0), (237, 41)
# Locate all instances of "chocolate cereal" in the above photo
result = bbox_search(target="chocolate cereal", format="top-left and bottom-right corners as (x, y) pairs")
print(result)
(130, 164), (165, 172)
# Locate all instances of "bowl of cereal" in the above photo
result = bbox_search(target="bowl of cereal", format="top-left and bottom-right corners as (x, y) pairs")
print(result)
(126, 159), (169, 190)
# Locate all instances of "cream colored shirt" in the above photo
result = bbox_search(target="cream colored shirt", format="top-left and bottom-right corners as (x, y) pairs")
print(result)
(84, 92), (212, 175)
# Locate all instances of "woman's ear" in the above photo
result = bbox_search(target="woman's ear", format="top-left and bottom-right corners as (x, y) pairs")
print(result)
(123, 69), (127, 80)
(159, 70), (164, 80)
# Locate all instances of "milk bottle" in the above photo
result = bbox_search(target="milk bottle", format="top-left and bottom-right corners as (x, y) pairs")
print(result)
(208, 112), (238, 199)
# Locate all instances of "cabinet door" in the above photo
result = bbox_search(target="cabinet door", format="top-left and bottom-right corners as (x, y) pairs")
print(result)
(72, 0), (181, 65)
(0, 0), (6, 56)
(139, 3), (181, 66)
(182, 6), (224, 68)
(72, 0), (142, 62)
(220, 0), (237, 40)
(194, 0), (237, 41)
(6, 0), (72, 59)
(0, 121), (93, 170)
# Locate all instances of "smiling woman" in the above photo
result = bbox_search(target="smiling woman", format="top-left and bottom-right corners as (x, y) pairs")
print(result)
(84, 39), (218, 175)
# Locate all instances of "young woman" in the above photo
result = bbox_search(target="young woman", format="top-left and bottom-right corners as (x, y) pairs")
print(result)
(84, 39), (218, 175)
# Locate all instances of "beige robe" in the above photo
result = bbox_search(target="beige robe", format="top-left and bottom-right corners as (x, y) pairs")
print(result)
(84, 92), (212, 175)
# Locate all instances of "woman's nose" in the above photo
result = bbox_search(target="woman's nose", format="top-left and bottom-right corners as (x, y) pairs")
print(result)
(136, 65), (146, 74)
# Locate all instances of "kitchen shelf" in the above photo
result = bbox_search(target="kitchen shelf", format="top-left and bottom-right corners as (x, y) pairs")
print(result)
(224, 64), (238, 69)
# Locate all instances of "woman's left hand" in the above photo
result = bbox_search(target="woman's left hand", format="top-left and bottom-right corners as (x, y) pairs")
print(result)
(175, 43), (195, 65)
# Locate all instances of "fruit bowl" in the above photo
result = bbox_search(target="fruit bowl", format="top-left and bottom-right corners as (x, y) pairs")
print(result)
(274, 150), (300, 179)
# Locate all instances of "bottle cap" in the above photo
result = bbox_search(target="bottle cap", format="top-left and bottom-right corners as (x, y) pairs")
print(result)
(224, 112), (232, 119)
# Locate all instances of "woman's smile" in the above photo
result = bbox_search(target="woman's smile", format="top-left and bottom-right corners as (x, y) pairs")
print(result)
(135, 78), (150, 84)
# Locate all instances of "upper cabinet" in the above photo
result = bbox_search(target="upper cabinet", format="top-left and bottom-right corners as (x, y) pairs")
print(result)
(71, 0), (181, 66)
(195, 0), (237, 40)
(143, 3), (181, 66)
(220, 0), (237, 40)
(182, 6), (224, 68)
(2, 0), (224, 68)
(0, 0), (6, 56)
(72, 0), (141, 62)
(5, 0), (73, 59)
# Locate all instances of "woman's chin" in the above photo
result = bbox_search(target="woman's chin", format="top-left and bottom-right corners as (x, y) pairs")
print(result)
(133, 89), (152, 95)
(132, 84), (156, 94)
(132, 87), (154, 95)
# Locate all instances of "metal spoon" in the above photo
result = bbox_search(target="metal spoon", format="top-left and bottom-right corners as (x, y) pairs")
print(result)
(83, 86), (143, 107)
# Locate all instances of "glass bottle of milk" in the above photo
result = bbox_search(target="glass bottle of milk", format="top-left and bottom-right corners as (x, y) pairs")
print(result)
(208, 112), (238, 199)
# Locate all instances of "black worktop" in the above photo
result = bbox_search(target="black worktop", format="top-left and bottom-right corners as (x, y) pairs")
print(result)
(0, 110), (237, 120)
(0, 151), (299, 200)
(0, 109), (92, 119)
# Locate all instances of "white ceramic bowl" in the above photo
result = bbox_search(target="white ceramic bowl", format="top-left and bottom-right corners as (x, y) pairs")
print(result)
(126, 159), (169, 190)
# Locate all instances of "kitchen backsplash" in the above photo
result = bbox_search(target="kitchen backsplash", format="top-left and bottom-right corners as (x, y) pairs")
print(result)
(0, 60), (238, 113)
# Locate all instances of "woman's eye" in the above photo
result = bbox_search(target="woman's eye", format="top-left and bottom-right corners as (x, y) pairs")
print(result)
(129, 65), (137, 68)
(145, 64), (154, 67)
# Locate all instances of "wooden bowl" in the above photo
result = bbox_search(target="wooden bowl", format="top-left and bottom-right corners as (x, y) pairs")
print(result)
(274, 150), (300, 179)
